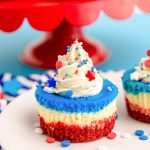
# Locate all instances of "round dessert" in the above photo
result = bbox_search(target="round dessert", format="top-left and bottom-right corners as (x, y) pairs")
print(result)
(35, 40), (118, 142)
(122, 50), (150, 123)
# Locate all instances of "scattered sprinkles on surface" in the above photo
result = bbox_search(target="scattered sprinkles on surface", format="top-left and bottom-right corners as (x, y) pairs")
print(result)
(139, 135), (149, 141)
(34, 128), (43, 135)
(135, 130), (144, 136)
(46, 137), (55, 143)
(107, 132), (117, 139)
(61, 140), (71, 148)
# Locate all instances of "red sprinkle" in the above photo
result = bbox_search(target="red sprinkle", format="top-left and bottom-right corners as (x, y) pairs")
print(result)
(75, 70), (78, 74)
(85, 71), (95, 81)
(147, 49), (150, 57)
(144, 60), (150, 68)
(107, 132), (117, 139)
(46, 137), (55, 143)
(0, 92), (4, 99)
(56, 60), (63, 69)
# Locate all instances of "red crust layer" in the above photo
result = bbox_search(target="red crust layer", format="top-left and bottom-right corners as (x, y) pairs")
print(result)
(39, 114), (116, 143)
(126, 98), (150, 123)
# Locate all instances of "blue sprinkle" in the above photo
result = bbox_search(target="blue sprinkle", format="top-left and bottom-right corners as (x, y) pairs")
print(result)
(135, 130), (144, 136)
(116, 114), (118, 120)
(0, 110), (2, 113)
(91, 66), (95, 72)
(139, 135), (148, 140)
(78, 53), (81, 56)
(55, 70), (58, 74)
(2, 79), (23, 96)
(61, 140), (71, 147)
(76, 47), (79, 50)
(77, 64), (81, 68)
(65, 90), (73, 98)
(47, 78), (56, 88)
(68, 62), (71, 65)
(81, 59), (87, 65)
(67, 46), (71, 52)
(65, 73), (69, 77)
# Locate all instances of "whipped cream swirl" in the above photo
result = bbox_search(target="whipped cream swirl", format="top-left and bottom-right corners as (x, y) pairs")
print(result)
(44, 40), (103, 98)
(130, 50), (150, 83)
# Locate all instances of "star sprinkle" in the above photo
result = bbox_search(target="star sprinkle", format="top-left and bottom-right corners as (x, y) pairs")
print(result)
(77, 64), (81, 68)
(2, 78), (23, 96)
(85, 71), (95, 81)
(78, 53), (81, 56)
(47, 78), (56, 88)
(56, 60), (63, 69)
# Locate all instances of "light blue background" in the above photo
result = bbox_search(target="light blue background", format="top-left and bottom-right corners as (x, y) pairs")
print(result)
(0, 12), (150, 76)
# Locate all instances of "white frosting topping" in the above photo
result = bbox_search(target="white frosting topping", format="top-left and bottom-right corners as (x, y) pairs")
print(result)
(44, 40), (103, 98)
(130, 52), (150, 82)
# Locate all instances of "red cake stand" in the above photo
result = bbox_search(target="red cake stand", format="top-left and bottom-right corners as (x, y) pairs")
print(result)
(0, 0), (150, 69)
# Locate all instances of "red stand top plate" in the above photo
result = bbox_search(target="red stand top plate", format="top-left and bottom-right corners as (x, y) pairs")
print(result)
(0, 0), (150, 32)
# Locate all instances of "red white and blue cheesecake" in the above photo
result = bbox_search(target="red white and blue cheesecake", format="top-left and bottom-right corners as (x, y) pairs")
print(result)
(35, 40), (118, 142)
(122, 50), (150, 123)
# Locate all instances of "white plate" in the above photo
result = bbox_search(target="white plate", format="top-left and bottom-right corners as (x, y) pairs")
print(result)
(0, 71), (150, 150)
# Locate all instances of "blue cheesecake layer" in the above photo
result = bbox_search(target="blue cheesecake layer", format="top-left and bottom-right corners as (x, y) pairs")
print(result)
(122, 68), (150, 95)
(35, 79), (118, 113)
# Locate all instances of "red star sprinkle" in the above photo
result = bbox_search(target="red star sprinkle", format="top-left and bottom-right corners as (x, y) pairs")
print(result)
(144, 60), (150, 68)
(56, 60), (63, 69)
(147, 49), (150, 57)
(85, 71), (95, 81)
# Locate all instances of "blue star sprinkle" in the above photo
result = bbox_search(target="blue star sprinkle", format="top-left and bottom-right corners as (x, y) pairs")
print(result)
(76, 47), (79, 50)
(47, 78), (56, 88)
(2, 79), (23, 96)
(78, 53), (81, 56)
(77, 64), (81, 68)
(81, 59), (87, 65)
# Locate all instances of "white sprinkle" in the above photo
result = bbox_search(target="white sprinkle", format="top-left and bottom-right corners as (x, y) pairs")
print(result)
(121, 133), (131, 139)
(34, 122), (40, 128)
(0, 100), (7, 110)
(112, 130), (119, 136)
(34, 128), (43, 135)
(2, 73), (12, 82)
(44, 87), (54, 93)
(97, 145), (108, 150)
(29, 74), (41, 80)
(41, 75), (49, 82)
(17, 76), (34, 87)
(107, 87), (112, 91)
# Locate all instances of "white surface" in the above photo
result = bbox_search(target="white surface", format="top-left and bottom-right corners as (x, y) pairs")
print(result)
(0, 71), (150, 150)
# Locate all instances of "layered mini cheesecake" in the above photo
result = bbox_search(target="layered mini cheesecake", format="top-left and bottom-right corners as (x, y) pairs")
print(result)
(35, 40), (118, 142)
(122, 50), (150, 123)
